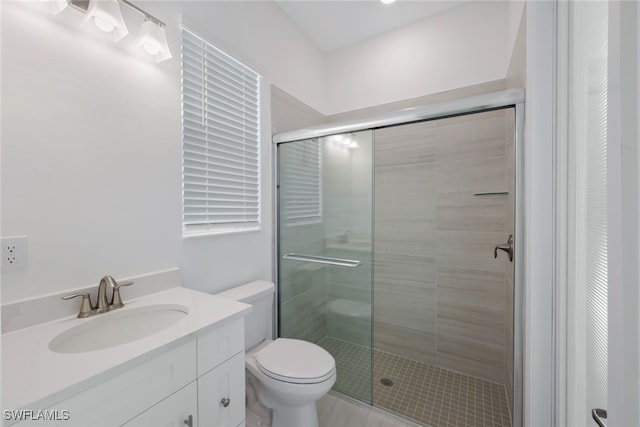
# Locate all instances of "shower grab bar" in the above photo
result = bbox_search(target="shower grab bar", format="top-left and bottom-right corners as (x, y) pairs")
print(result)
(282, 253), (361, 268)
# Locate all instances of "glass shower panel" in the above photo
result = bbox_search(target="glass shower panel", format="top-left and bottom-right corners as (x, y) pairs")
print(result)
(277, 130), (374, 404)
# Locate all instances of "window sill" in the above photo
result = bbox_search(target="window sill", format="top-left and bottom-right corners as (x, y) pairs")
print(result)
(183, 225), (261, 239)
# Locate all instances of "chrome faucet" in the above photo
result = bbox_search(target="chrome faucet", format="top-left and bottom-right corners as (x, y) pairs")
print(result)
(96, 275), (117, 313)
(62, 275), (134, 318)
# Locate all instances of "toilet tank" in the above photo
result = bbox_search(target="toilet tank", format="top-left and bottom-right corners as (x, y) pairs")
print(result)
(216, 280), (275, 349)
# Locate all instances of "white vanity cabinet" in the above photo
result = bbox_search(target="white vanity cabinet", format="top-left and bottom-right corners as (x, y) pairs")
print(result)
(197, 353), (245, 427)
(10, 318), (245, 427)
(122, 382), (198, 427)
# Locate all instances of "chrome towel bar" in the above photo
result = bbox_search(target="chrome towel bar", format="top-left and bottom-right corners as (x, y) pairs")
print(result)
(282, 253), (361, 268)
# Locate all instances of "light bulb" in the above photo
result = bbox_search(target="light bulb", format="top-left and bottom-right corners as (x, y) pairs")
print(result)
(42, 0), (69, 15)
(143, 43), (159, 56)
(133, 20), (172, 62)
(94, 16), (114, 33)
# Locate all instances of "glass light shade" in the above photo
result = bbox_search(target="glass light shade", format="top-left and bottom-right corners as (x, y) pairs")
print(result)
(84, 0), (128, 41)
(132, 20), (172, 62)
(45, 0), (69, 15)
(94, 16), (115, 32)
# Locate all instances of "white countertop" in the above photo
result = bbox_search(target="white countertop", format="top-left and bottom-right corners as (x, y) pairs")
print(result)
(2, 287), (251, 411)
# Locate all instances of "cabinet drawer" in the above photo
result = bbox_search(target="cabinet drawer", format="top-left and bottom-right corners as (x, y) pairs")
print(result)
(37, 341), (197, 427)
(121, 381), (197, 427)
(197, 352), (245, 427)
(197, 318), (244, 376)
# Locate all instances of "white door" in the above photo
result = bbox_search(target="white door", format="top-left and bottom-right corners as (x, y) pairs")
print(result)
(564, 1), (640, 426)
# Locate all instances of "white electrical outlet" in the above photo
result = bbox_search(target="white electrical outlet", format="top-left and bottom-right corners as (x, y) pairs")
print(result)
(1, 236), (28, 271)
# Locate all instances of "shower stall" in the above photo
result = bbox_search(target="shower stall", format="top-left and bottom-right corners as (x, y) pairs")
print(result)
(274, 90), (523, 427)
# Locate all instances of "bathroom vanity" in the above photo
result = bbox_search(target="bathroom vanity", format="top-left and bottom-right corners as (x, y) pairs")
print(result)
(2, 286), (251, 427)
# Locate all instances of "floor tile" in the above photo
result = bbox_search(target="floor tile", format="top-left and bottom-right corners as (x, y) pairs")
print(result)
(318, 337), (512, 427)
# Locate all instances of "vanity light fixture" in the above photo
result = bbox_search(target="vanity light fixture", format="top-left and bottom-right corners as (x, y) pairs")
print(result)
(84, 0), (129, 41)
(132, 19), (172, 62)
(42, 0), (69, 15)
(45, 0), (172, 62)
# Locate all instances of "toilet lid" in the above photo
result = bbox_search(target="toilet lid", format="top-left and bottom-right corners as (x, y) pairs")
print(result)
(255, 338), (335, 384)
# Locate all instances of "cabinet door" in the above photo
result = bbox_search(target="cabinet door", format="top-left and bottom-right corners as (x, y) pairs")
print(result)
(122, 381), (197, 427)
(197, 319), (244, 376)
(198, 352), (245, 427)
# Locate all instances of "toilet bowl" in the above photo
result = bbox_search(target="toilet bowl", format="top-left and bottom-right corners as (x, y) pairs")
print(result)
(246, 338), (336, 427)
(216, 281), (336, 427)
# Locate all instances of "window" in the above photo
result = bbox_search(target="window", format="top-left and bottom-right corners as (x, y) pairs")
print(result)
(181, 28), (261, 236)
(279, 139), (322, 225)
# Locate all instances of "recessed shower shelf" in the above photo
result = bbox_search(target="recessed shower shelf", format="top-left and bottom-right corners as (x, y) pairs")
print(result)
(473, 192), (509, 196)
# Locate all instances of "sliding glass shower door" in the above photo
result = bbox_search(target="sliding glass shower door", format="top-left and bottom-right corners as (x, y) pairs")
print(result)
(277, 130), (374, 403)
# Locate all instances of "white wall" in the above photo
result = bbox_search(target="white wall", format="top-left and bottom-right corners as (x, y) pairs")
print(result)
(507, 0), (526, 65)
(0, 0), (324, 302)
(523, 1), (556, 425)
(1, 0), (521, 302)
(324, 1), (514, 115)
(169, 1), (326, 294)
(174, 1), (325, 114)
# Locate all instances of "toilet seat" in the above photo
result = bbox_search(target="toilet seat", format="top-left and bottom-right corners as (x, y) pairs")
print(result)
(255, 338), (336, 384)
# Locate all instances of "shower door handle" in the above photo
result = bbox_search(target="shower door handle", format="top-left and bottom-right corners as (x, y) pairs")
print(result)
(494, 234), (514, 262)
(282, 253), (361, 268)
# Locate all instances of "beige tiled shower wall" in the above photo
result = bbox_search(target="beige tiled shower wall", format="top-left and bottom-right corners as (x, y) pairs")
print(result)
(374, 109), (512, 384)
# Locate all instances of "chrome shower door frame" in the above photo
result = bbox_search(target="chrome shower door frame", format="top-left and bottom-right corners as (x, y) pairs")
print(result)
(273, 89), (525, 427)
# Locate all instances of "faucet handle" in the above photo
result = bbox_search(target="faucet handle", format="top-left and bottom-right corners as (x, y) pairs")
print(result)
(62, 292), (94, 318)
(110, 280), (134, 309)
(116, 281), (134, 288)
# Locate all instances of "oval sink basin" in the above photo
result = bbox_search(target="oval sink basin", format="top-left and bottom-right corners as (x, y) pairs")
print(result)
(49, 304), (188, 354)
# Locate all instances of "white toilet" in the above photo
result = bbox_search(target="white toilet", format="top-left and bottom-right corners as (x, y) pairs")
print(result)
(217, 281), (336, 427)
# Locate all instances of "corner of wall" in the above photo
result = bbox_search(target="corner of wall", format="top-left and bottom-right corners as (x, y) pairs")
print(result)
(506, 4), (527, 89)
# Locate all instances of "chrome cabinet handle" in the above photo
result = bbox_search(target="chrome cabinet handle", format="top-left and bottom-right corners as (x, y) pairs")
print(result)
(592, 408), (607, 427)
(183, 414), (193, 427)
(61, 292), (93, 318)
(221, 397), (231, 407)
(494, 234), (514, 262)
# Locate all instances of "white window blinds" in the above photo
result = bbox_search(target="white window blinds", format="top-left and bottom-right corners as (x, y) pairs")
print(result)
(566, 1), (608, 425)
(181, 28), (261, 236)
(280, 139), (322, 225)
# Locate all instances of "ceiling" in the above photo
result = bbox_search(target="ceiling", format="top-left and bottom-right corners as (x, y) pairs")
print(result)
(275, 0), (471, 52)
